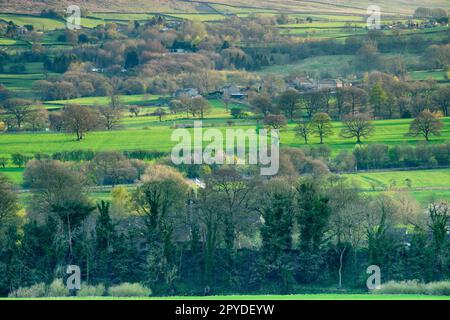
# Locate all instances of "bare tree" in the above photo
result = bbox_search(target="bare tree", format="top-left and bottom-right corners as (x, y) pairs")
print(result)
(99, 106), (122, 130)
(3, 98), (33, 129)
(340, 113), (375, 144)
(407, 109), (443, 142)
(62, 105), (100, 141)
(311, 112), (333, 144)
(295, 121), (312, 144)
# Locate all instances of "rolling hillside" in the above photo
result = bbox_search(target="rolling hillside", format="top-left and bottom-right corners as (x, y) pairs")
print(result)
(1, 0), (448, 15)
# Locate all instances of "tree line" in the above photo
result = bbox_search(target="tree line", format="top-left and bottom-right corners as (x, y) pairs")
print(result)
(0, 161), (448, 296)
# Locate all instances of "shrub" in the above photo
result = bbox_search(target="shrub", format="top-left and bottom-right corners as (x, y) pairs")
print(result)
(8, 283), (47, 298)
(108, 283), (151, 297)
(77, 283), (106, 297)
(425, 281), (450, 296)
(376, 280), (426, 295)
(375, 280), (450, 295)
(47, 279), (69, 297)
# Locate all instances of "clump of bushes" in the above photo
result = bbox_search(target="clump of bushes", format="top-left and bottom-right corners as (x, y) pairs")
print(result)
(108, 283), (151, 297)
(77, 283), (106, 297)
(8, 281), (151, 298)
(8, 283), (47, 298)
(375, 280), (450, 295)
(47, 279), (70, 297)
(425, 281), (450, 296)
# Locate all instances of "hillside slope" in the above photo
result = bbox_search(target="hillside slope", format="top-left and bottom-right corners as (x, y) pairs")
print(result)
(0, 0), (448, 15)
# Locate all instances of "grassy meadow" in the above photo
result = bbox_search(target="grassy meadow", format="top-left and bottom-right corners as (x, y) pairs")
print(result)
(1, 117), (449, 157)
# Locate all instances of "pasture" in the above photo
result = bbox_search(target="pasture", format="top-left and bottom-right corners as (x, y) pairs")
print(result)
(343, 169), (450, 190)
(44, 94), (163, 107)
(408, 70), (448, 82)
(1, 117), (449, 157)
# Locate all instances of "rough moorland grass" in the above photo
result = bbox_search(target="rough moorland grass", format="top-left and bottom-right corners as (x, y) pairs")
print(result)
(166, 13), (227, 21)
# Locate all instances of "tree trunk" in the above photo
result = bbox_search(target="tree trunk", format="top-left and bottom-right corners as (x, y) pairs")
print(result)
(338, 247), (347, 289)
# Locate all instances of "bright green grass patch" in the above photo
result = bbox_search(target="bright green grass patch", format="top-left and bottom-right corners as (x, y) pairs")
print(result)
(0, 168), (24, 185)
(342, 169), (450, 190)
(44, 94), (162, 107)
(408, 70), (447, 82)
(0, 72), (58, 98)
(409, 190), (450, 204)
(121, 99), (244, 129)
(0, 14), (65, 30)
(0, 37), (28, 46)
(0, 117), (449, 158)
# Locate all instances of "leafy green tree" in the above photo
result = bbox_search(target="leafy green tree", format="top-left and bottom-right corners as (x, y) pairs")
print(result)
(428, 201), (449, 280)
(295, 121), (312, 145)
(310, 112), (333, 144)
(296, 179), (331, 253)
(133, 165), (189, 292)
(296, 179), (331, 283)
(370, 83), (388, 118)
(0, 174), (18, 230)
(256, 178), (295, 293)
(94, 201), (116, 284)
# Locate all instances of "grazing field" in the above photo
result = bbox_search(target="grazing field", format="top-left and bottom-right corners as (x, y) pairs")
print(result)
(408, 70), (448, 82)
(0, 37), (28, 46)
(1, 117), (449, 157)
(0, 168), (24, 185)
(256, 55), (354, 76)
(343, 169), (450, 190)
(0, 13), (65, 30)
(44, 94), (163, 107)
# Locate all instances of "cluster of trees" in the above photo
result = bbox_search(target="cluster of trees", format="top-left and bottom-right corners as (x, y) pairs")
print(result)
(0, 161), (448, 296)
(168, 96), (211, 119)
(251, 71), (450, 123)
(0, 95), (125, 135)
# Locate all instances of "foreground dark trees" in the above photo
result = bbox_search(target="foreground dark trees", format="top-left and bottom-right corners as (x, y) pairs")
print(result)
(0, 161), (449, 296)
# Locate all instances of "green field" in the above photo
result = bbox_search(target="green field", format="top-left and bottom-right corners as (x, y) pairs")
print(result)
(256, 54), (354, 76)
(408, 70), (448, 82)
(0, 14), (66, 30)
(44, 94), (163, 107)
(343, 169), (450, 191)
(0, 37), (28, 46)
(1, 117), (449, 156)
(0, 168), (24, 185)
(0, 62), (58, 98)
